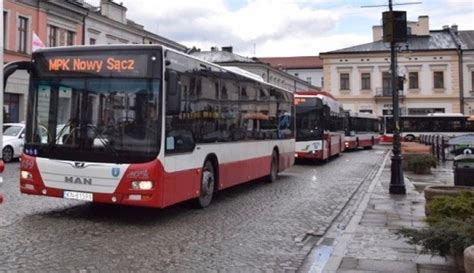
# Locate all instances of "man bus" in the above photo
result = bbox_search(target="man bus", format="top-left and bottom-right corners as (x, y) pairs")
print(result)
(294, 91), (345, 161)
(4, 45), (295, 208)
(343, 111), (380, 150)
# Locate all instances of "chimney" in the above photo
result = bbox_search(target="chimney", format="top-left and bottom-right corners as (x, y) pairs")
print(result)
(451, 24), (458, 34)
(222, 46), (233, 53)
(100, 0), (127, 24)
(417, 16), (429, 35)
(211, 46), (218, 52)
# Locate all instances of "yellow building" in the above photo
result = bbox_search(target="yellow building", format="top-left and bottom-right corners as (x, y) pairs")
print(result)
(320, 16), (474, 115)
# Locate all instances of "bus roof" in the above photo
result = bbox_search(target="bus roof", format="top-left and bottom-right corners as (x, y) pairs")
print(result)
(34, 44), (293, 94)
(295, 90), (336, 100)
(346, 111), (379, 119)
(295, 91), (341, 112)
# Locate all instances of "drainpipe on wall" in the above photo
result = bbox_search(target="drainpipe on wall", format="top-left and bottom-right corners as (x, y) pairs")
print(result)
(458, 46), (464, 114)
(448, 26), (464, 114)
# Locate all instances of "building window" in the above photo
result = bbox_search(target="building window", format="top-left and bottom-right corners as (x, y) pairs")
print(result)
(17, 16), (28, 53)
(89, 38), (96, 45)
(306, 77), (312, 84)
(382, 72), (392, 93)
(48, 25), (57, 47)
(471, 71), (474, 92)
(3, 11), (7, 49)
(4, 93), (21, 123)
(340, 73), (350, 90)
(409, 72), (419, 89)
(66, 31), (75, 46)
(361, 73), (371, 90)
(434, 71), (444, 89)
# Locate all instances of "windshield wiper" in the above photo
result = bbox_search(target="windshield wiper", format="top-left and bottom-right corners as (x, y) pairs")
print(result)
(88, 125), (120, 161)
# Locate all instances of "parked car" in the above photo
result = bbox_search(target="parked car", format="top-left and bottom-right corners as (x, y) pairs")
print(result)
(2, 123), (48, 162)
(3, 123), (26, 162)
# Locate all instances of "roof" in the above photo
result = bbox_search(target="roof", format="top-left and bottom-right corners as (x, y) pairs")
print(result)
(322, 30), (459, 55)
(459, 31), (474, 50)
(257, 56), (323, 69)
(191, 51), (256, 63)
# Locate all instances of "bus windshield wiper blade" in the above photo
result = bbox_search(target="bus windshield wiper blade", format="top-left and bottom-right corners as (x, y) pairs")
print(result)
(89, 125), (120, 160)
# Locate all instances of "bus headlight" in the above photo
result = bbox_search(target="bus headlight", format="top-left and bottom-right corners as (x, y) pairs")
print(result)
(21, 171), (33, 180)
(312, 141), (323, 151)
(131, 181), (154, 190)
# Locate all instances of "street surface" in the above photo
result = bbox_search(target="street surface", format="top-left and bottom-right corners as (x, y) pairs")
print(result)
(0, 146), (387, 271)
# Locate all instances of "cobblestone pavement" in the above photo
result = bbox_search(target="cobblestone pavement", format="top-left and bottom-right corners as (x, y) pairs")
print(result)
(0, 147), (387, 272)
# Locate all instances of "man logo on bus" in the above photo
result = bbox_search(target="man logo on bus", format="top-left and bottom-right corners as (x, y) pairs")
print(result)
(112, 168), (120, 177)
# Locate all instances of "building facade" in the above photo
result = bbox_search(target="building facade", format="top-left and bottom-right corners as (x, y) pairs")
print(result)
(3, 0), (86, 123)
(320, 16), (472, 116)
(192, 47), (320, 93)
(3, 0), (187, 123)
(82, 0), (187, 50)
(257, 56), (323, 88)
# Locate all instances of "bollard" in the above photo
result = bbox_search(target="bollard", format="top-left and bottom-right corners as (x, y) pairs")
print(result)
(431, 135), (435, 156)
(436, 135), (440, 160)
(441, 136), (446, 162)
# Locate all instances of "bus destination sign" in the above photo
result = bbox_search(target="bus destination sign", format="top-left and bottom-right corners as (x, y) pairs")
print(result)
(35, 51), (156, 78)
(48, 57), (136, 73)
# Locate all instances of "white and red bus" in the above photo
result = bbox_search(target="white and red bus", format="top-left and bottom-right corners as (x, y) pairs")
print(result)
(380, 113), (474, 143)
(343, 111), (380, 149)
(294, 91), (345, 161)
(4, 45), (295, 208)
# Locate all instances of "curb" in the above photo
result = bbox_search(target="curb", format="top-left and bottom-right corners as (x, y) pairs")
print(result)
(321, 151), (391, 272)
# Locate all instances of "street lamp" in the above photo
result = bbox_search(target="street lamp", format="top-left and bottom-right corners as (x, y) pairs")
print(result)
(382, 1), (407, 194)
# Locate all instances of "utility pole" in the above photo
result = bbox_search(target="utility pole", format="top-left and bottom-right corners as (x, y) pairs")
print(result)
(387, 0), (406, 194)
(362, 1), (422, 194)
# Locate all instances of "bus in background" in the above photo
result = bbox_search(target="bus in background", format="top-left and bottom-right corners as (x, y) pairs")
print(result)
(294, 91), (345, 161)
(380, 113), (474, 143)
(4, 45), (295, 208)
(344, 111), (380, 150)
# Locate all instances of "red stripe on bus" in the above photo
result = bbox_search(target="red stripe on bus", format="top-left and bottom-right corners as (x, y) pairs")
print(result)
(20, 152), (294, 208)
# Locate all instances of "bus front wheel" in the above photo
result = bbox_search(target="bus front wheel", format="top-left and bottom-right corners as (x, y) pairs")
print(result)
(198, 160), (215, 208)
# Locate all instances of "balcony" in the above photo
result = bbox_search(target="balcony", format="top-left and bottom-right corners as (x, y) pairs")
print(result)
(375, 87), (404, 99)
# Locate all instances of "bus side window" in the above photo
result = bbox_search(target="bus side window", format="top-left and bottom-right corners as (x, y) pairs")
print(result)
(165, 71), (196, 154)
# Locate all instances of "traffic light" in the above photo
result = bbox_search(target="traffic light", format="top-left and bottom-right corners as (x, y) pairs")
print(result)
(383, 11), (407, 43)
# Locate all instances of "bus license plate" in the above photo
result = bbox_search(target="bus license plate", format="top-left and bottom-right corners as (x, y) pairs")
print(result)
(64, 191), (93, 202)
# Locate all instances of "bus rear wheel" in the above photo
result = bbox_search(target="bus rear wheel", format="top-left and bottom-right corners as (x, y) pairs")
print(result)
(266, 150), (278, 183)
(197, 160), (215, 208)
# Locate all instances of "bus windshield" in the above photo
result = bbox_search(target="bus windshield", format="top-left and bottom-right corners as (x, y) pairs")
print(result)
(295, 97), (323, 141)
(25, 50), (162, 163)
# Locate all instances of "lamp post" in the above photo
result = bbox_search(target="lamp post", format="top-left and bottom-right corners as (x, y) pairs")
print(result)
(384, 0), (406, 194)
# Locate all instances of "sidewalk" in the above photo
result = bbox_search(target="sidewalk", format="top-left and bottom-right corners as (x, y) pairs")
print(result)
(320, 154), (460, 273)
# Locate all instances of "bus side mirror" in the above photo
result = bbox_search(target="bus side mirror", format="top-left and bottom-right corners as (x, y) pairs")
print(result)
(166, 70), (181, 115)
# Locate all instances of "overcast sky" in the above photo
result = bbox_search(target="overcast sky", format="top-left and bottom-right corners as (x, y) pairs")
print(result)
(89, 0), (474, 57)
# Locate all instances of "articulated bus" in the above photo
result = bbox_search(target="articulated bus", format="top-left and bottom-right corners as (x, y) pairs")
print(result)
(343, 111), (380, 149)
(380, 114), (474, 143)
(294, 91), (345, 161)
(4, 45), (295, 208)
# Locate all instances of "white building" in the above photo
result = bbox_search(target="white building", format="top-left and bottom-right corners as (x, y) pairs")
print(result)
(258, 56), (323, 88)
(192, 47), (320, 93)
(83, 0), (187, 51)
